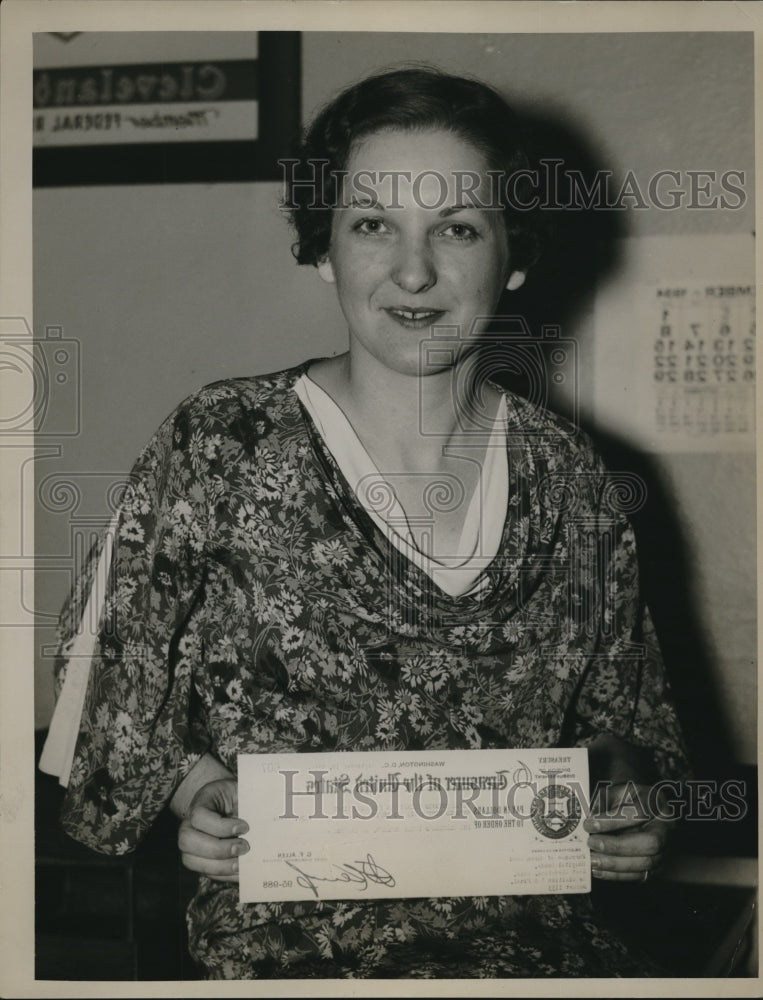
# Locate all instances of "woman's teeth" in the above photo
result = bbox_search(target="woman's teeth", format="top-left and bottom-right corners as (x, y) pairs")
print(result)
(389, 308), (440, 320)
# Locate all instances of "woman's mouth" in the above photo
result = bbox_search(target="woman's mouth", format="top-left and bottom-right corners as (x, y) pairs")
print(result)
(384, 307), (446, 330)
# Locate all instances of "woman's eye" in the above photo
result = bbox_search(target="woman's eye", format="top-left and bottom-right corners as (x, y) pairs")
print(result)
(441, 222), (478, 241)
(354, 217), (389, 236)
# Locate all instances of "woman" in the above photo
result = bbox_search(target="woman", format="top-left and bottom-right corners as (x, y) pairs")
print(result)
(44, 67), (690, 979)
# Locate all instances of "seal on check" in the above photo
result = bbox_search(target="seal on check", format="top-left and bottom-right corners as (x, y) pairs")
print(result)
(530, 783), (582, 839)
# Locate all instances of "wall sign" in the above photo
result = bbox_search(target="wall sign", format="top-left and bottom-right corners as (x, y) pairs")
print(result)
(33, 32), (300, 185)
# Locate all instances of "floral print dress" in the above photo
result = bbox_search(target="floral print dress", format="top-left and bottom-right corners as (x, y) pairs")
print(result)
(54, 361), (690, 979)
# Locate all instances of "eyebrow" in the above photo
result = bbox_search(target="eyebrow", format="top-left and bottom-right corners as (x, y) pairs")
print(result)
(347, 195), (380, 209)
(345, 197), (483, 215)
(439, 204), (479, 217)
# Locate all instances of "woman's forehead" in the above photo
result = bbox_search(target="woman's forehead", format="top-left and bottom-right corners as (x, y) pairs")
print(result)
(341, 127), (496, 207)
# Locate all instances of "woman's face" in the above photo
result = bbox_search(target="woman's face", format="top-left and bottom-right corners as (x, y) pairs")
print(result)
(318, 127), (525, 377)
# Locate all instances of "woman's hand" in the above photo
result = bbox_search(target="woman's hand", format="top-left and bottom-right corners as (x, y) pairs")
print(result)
(177, 778), (250, 882)
(169, 754), (250, 883)
(583, 781), (674, 882)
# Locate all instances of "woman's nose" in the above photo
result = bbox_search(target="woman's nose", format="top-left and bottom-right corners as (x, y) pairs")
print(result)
(391, 236), (437, 294)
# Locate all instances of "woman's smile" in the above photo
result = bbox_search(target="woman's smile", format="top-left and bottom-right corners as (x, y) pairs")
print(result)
(383, 305), (447, 329)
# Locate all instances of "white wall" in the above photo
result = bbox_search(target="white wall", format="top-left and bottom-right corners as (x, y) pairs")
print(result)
(33, 31), (756, 765)
(303, 31), (754, 238)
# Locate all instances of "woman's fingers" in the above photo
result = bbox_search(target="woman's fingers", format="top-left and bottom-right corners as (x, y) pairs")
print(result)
(188, 801), (248, 840)
(590, 856), (657, 881)
(177, 777), (251, 881)
(178, 822), (249, 861)
(583, 813), (651, 834)
(178, 823), (250, 880)
(589, 829), (663, 857)
(187, 778), (241, 826)
(179, 848), (241, 881)
(583, 782), (676, 881)
(589, 840), (661, 880)
(588, 827), (666, 880)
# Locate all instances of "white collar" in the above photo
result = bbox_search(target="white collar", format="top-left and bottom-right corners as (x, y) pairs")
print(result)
(294, 373), (509, 598)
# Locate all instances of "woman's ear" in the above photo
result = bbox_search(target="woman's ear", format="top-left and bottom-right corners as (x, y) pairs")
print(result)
(317, 256), (335, 284)
(506, 270), (526, 292)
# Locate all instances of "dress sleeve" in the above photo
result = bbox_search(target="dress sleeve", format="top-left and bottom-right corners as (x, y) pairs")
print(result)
(55, 402), (214, 855)
(38, 511), (119, 785)
(562, 466), (692, 784)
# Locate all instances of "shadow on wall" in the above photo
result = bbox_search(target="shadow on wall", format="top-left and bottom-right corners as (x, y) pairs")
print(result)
(483, 106), (738, 777)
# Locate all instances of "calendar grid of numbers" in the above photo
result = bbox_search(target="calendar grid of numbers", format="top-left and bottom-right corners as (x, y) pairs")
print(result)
(653, 283), (755, 441)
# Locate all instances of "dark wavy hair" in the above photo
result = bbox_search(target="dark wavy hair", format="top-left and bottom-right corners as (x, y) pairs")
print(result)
(283, 66), (545, 272)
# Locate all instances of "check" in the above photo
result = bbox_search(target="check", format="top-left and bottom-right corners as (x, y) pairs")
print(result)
(237, 748), (590, 903)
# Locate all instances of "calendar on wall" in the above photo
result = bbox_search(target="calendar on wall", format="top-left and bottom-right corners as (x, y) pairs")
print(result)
(652, 283), (755, 438)
(592, 235), (756, 453)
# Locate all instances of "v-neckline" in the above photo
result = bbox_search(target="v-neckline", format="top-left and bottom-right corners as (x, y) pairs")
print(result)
(297, 371), (505, 568)
(288, 361), (528, 610)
